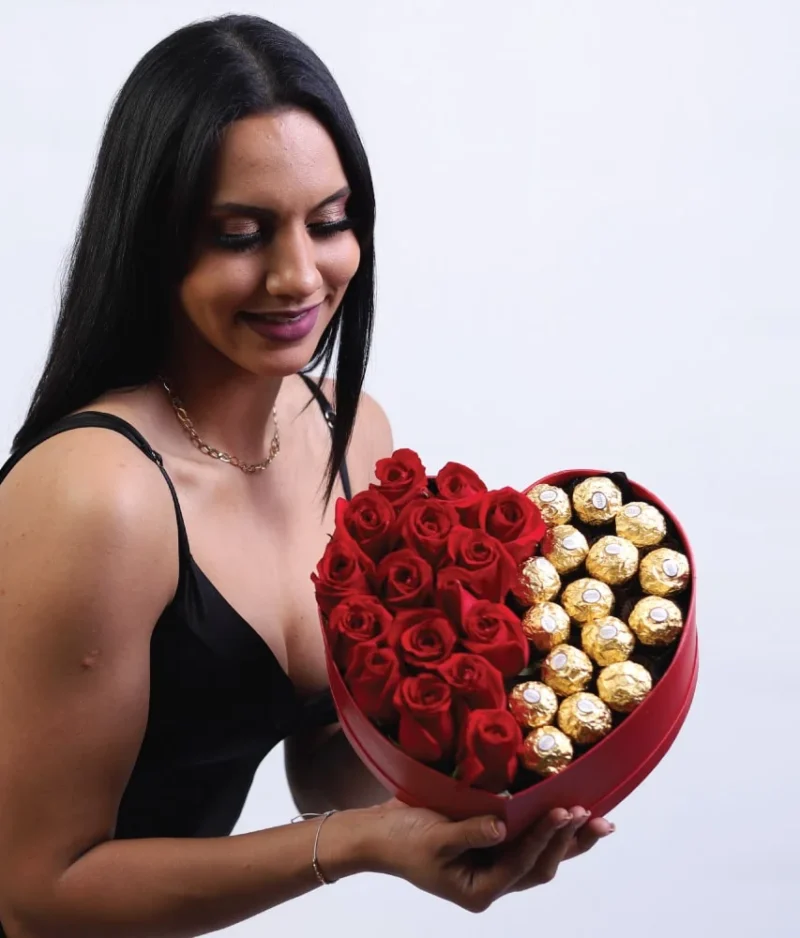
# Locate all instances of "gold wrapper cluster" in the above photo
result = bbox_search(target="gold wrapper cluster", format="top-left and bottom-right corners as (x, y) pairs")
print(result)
(508, 473), (692, 783)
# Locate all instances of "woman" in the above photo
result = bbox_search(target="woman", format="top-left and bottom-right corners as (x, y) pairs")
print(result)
(0, 15), (613, 937)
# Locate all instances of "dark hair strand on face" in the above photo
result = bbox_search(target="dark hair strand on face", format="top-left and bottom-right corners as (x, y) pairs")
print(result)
(13, 14), (376, 504)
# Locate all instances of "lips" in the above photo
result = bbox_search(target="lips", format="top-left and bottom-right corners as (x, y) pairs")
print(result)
(239, 303), (322, 343)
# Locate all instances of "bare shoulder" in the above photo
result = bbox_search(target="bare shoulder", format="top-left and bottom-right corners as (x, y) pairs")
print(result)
(317, 378), (394, 491)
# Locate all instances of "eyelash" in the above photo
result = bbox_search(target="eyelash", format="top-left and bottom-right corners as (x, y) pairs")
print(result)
(215, 218), (356, 253)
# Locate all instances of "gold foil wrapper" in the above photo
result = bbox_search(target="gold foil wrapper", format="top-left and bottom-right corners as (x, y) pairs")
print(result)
(543, 524), (589, 574)
(561, 578), (615, 623)
(628, 596), (684, 646)
(572, 477), (623, 525)
(516, 556), (562, 604)
(521, 726), (574, 777)
(508, 681), (559, 729)
(522, 602), (571, 652)
(585, 535), (639, 585)
(527, 484), (572, 526)
(615, 502), (667, 548)
(557, 692), (613, 745)
(597, 661), (653, 713)
(639, 547), (690, 597)
(581, 616), (636, 665)
(542, 644), (594, 696)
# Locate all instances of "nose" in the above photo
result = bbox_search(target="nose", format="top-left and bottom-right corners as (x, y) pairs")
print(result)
(265, 224), (323, 300)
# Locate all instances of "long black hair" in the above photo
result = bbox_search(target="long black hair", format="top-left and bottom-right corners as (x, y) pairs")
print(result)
(14, 14), (375, 501)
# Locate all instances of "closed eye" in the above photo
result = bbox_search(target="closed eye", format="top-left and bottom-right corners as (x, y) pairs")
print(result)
(215, 217), (356, 252)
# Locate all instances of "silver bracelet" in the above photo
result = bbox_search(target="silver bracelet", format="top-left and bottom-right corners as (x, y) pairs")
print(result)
(291, 810), (338, 885)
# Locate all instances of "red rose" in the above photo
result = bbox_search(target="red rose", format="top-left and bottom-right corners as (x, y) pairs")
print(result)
(435, 462), (488, 522)
(456, 709), (523, 792)
(437, 653), (506, 710)
(374, 549), (434, 611)
(312, 537), (374, 616)
(335, 490), (397, 561)
(394, 674), (455, 763)
(438, 526), (517, 603)
(477, 487), (547, 564)
(388, 608), (458, 670)
(371, 448), (429, 508)
(397, 498), (460, 566)
(344, 643), (402, 723)
(461, 599), (529, 677)
(327, 595), (393, 668)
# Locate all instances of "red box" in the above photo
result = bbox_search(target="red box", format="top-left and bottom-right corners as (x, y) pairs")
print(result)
(324, 470), (698, 839)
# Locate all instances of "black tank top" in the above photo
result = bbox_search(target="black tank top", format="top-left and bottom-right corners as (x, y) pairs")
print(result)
(0, 378), (349, 891)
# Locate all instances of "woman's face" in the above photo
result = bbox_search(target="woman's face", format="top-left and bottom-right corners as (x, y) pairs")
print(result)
(178, 108), (361, 377)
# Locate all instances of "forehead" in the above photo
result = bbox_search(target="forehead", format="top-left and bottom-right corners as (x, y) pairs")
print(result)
(212, 109), (348, 208)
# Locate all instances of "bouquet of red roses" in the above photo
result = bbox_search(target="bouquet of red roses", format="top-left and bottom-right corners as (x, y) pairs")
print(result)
(313, 448), (555, 793)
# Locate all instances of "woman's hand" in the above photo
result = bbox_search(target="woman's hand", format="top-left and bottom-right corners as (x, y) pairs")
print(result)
(345, 799), (614, 912)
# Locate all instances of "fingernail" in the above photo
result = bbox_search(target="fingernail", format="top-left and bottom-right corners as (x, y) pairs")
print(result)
(606, 823), (616, 835)
(490, 819), (506, 840)
(555, 812), (572, 829)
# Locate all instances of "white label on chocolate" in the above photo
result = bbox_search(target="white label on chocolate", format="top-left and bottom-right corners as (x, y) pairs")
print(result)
(604, 543), (622, 556)
(551, 653), (568, 670)
(541, 614), (557, 633)
(592, 492), (608, 510)
(663, 559), (680, 577)
(535, 557), (551, 572)
(649, 606), (669, 622)
(562, 534), (582, 551)
(583, 588), (601, 604)
(540, 490), (557, 503)
(624, 504), (643, 518)
(537, 734), (556, 753)
(577, 699), (595, 715)
(523, 688), (542, 704)
(599, 624), (618, 640)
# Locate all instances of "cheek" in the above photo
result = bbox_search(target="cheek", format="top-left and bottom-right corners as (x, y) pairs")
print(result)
(179, 255), (264, 318)
(320, 233), (361, 292)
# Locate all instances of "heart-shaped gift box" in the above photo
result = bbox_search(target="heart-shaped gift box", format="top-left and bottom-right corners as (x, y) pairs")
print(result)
(321, 468), (697, 839)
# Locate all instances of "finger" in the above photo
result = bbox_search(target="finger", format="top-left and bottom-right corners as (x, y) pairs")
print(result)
(566, 817), (615, 859)
(436, 814), (507, 859)
(525, 807), (591, 887)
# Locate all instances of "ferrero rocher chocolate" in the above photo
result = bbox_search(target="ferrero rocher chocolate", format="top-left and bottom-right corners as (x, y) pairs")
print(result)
(543, 524), (589, 574)
(628, 596), (684, 646)
(516, 556), (561, 604)
(526, 484), (572, 526)
(597, 661), (652, 713)
(521, 726), (574, 777)
(585, 535), (639, 585)
(572, 477), (623, 525)
(521, 602), (571, 652)
(557, 692), (613, 745)
(508, 681), (559, 729)
(581, 616), (636, 665)
(561, 578), (615, 623)
(616, 502), (667, 547)
(542, 644), (594, 696)
(639, 547), (690, 596)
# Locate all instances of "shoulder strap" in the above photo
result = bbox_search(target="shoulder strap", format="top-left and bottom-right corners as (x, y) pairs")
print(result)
(298, 374), (352, 501)
(0, 412), (191, 560)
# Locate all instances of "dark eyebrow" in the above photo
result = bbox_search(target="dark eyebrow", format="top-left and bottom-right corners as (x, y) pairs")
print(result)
(210, 186), (351, 217)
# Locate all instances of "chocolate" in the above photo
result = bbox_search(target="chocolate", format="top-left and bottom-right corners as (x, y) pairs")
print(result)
(543, 524), (589, 574)
(526, 484), (572, 526)
(542, 644), (594, 696)
(597, 661), (653, 713)
(639, 547), (690, 597)
(521, 602), (571, 652)
(516, 556), (562, 604)
(628, 596), (684, 646)
(572, 477), (623, 525)
(585, 535), (639, 585)
(557, 692), (613, 744)
(520, 726), (574, 777)
(561, 577), (615, 623)
(615, 502), (667, 548)
(582, 615), (636, 665)
(508, 681), (559, 729)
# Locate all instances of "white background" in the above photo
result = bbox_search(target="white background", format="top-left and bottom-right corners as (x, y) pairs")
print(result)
(1, 1), (798, 936)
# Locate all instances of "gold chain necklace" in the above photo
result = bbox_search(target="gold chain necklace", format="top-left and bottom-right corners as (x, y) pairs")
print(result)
(160, 378), (280, 474)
